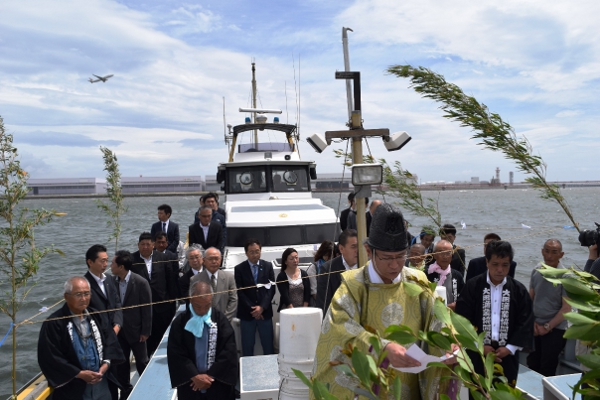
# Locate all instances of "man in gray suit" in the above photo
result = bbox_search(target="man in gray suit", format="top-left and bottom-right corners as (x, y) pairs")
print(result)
(192, 247), (237, 322)
(110, 250), (152, 400)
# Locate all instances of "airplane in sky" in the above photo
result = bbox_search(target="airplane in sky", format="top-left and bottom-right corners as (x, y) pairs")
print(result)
(88, 74), (114, 83)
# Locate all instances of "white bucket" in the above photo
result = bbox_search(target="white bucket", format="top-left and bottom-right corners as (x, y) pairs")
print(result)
(278, 307), (322, 398)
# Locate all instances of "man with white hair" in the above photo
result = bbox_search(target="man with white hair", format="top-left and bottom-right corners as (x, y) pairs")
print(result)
(179, 244), (205, 304)
(38, 276), (124, 400)
(192, 247), (238, 322)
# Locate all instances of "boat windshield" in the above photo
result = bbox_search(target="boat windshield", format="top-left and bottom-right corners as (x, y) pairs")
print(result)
(227, 222), (339, 247)
(238, 142), (294, 153)
(226, 165), (310, 194)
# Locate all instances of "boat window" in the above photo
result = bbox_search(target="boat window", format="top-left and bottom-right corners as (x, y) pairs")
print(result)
(238, 142), (294, 153)
(226, 223), (340, 247)
(227, 166), (267, 194)
(230, 204), (330, 212)
(271, 166), (309, 192)
(270, 226), (304, 246)
(227, 227), (267, 247)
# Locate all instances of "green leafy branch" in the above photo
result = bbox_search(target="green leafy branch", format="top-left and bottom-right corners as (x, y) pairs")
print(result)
(388, 65), (579, 232)
(296, 278), (524, 400)
(538, 266), (600, 397)
(96, 146), (127, 252)
(0, 116), (65, 399)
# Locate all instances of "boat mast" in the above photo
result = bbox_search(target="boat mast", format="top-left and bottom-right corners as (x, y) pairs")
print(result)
(342, 27), (368, 267)
(251, 62), (258, 147)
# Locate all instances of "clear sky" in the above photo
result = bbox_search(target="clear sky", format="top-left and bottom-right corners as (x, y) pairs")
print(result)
(1, 0), (598, 183)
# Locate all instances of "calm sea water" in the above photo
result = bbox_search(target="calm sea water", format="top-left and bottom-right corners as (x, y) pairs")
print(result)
(1, 188), (598, 396)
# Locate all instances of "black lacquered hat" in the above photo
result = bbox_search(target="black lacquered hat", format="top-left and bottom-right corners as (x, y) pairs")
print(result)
(367, 203), (408, 252)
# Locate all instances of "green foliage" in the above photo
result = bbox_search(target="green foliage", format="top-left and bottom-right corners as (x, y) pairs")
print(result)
(96, 146), (127, 252)
(0, 116), (64, 399)
(388, 65), (580, 232)
(298, 278), (523, 399)
(537, 266), (600, 397)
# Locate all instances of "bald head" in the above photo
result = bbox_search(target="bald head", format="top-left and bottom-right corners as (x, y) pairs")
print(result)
(369, 200), (382, 216)
(433, 240), (453, 269)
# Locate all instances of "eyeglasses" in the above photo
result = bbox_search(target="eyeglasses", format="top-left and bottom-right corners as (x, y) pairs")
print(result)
(205, 256), (221, 261)
(68, 291), (91, 299)
(188, 255), (203, 260)
(375, 253), (407, 262)
(247, 249), (261, 254)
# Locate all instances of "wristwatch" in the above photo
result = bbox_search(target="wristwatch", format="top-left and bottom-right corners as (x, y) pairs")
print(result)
(543, 323), (551, 331)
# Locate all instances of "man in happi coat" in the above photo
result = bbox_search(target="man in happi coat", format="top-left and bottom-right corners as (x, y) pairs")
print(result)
(38, 276), (124, 400)
(167, 280), (237, 400)
(426, 240), (465, 310)
(312, 203), (456, 400)
(456, 240), (533, 388)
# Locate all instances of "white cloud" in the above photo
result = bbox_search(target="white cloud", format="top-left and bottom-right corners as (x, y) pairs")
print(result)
(0, 0), (597, 182)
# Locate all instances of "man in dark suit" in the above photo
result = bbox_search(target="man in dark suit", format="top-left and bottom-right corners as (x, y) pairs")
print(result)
(440, 224), (467, 276)
(193, 247), (238, 322)
(84, 244), (123, 336)
(316, 229), (358, 314)
(189, 206), (223, 252)
(466, 233), (517, 281)
(154, 231), (181, 295)
(339, 192), (355, 232)
(194, 192), (226, 224)
(234, 239), (275, 356)
(179, 244), (204, 304)
(110, 250), (152, 400)
(130, 232), (178, 355)
(150, 204), (180, 254)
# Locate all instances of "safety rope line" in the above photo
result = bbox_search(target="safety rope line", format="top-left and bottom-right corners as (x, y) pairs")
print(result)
(14, 226), (573, 327)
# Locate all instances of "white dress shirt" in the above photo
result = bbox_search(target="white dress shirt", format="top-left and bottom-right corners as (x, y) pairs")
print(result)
(487, 272), (521, 355)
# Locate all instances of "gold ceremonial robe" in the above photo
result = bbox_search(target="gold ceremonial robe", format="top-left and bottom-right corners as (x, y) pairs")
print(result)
(312, 266), (451, 400)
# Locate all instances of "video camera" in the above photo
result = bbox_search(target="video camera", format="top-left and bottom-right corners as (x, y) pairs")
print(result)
(578, 222), (600, 247)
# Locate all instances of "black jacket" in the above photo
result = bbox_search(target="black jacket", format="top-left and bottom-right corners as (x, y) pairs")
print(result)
(189, 221), (224, 252)
(150, 220), (180, 253)
(316, 256), (346, 314)
(84, 270), (123, 332)
(38, 304), (124, 399)
(276, 269), (311, 312)
(234, 259), (275, 321)
(167, 307), (237, 400)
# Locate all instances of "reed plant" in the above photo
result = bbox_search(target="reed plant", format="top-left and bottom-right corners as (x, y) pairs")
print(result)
(0, 116), (64, 399)
(96, 146), (127, 253)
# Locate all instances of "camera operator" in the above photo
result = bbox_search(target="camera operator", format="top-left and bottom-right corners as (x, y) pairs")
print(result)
(580, 223), (600, 280)
(584, 244), (600, 280)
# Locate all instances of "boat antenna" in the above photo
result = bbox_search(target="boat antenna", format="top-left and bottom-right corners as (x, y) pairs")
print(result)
(292, 53), (301, 155)
(292, 53), (299, 129)
(297, 53), (301, 155)
(285, 81), (289, 124)
(251, 61), (258, 147)
(342, 27), (354, 121)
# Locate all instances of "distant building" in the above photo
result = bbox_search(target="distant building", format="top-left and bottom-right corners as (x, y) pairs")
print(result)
(471, 177), (480, 184)
(205, 175), (221, 192)
(27, 178), (106, 196)
(121, 176), (204, 194)
(312, 173), (352, 191)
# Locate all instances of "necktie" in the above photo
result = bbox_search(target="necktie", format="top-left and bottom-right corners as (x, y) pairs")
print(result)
(252, 264), (258, 284)
(210, 274), (217, 293)
(162, 222), (166, 232)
